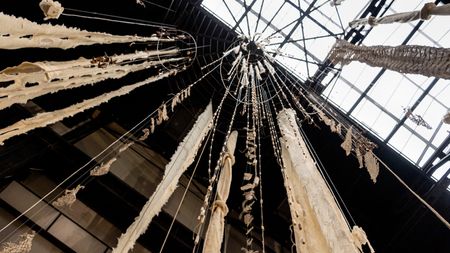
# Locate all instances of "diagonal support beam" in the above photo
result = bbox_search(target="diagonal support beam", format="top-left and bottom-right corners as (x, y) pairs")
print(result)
(231, 0), (258, 33)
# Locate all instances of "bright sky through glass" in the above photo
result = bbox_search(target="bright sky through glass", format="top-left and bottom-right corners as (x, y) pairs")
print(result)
(201, 0), (450, 180)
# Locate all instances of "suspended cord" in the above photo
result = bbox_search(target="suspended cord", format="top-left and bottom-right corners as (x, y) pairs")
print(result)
(0, 100), (160, 237)
(297, 0), (311, 77)
(374, 153), (450, 230)
(63, 7), (175, 29)
(159, 129), (213, 253)
(298, 123), (356, 228)
(139, 0), (176, 12)
(333, 3), (347, 34)
(255, 85), (266, 253)
(0, 53), (221, 241)
(192, 87), (242, 253)
(60, 12), (173, 30)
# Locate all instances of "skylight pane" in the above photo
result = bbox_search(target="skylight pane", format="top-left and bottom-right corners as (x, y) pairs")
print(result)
(270, 5), (299, 32)
(253, 0), (285, 25)
(429, 79), (450, 107)
(320, 69), (339, 86)
(275, 43), (319, 80)
(241, 11), (260, 35)
(202, 0), (245, 29)
(335, 79), (362, 112)
(371, 112), (398, 139)
(326, 1), (368, 24)
(322, 78), (353, 106)
(431, 123), (450, 147)
(299, 0), (343, 33)
(418, 147), (435, 167)
(368, 72), (406, 108)
(420, 16), (448, 45)
(383, 23), (415, 45)
(363, 21), (409, 46)
(275, 22), (298, 41)
(437, 28), (450, 47)
(371, 71), (422, 119)
(432, 161), (450, 181)
(408, 30), (438, 46)
(350, 98), (397, 140)
(389, 0), (428, 13)
(289, 18), (336, 60)
(389, 126), (414, 154)
(403, 73), (433, 89)
(290, 17), (328, 41)
(352, 98), (382, 128)
(302, 38), (333, 62)
(339, 62), (381, 92)
(402, 134), (427, 164)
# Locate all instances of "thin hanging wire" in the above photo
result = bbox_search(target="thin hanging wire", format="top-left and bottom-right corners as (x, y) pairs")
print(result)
(62, 7), (176, 29)
(0, 51), (223, 243)
(159, 129), (213, 253)
(298, 123), (357, 228)
(193, 82), (244, 253)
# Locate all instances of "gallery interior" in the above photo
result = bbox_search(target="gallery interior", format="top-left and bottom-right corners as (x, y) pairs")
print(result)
(0, 0), (449, 252)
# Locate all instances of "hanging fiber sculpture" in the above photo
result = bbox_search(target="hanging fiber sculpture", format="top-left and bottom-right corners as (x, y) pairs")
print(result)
(329, 39), (450, 80)
(0, 231), (36, 253)
(443, 110), (450, 124)
(309, 99), (379, 183)
(202, 131), (238, 253)
(310, 104), (336, 131)
(136, 0), (146, 7)
(89, 83), (192, 178)
(52, 185), (84, 208)
(0, 50), (181, 110)
(341, 126), (353, 156)
(39, 0), (64, 20)
(0, 68), (180, 145)
(351, 226), (375, 253)
(403, 107), (432, 129)
(139, 128), (151, 141)
(0, 13), (173, 49)
(355, 146), (364, 169)
(363, 151), (379, 184)
(330, 0), (345, 6)
(278, 108), (364, 253)
(90, 158), (118, 176)
(112, 103), (213, 253)
(336, 123), (342, 135)
(91, 128), (152, 177)
(352, 135), (379, 182)
(349, 2), (450, 28)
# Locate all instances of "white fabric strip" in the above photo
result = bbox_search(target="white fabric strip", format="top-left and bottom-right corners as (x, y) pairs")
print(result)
(0, 68), (180, 145)
(202, 131), (238, 253)
(0, 50), (181, 110)
(278, 108), (363, 253)
(0, 12), (173, 49)
(112, 103), (213, 253)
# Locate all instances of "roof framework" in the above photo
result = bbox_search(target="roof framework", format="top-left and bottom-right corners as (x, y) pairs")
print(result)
(202, 0), (450, 181)
(0, 0), (449, 252)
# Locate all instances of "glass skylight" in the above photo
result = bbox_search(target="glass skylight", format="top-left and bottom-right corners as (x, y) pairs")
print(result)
(201, 0), (450, 179)
(321, 0), (450, 174)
